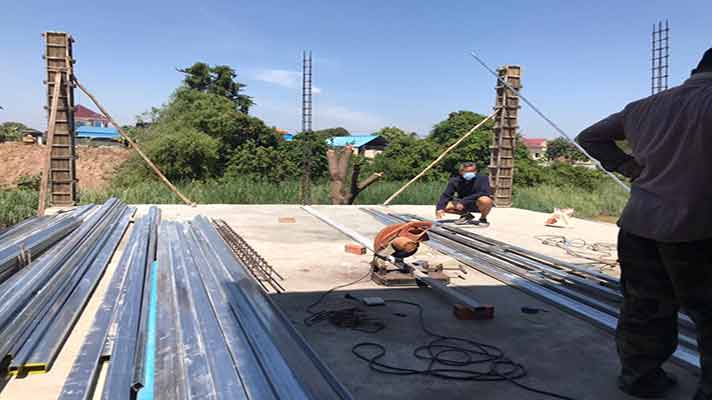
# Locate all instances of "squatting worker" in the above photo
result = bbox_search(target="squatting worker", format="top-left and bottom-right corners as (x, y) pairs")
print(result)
(577, 48), (712, 399)
(435, 162), (494, 226)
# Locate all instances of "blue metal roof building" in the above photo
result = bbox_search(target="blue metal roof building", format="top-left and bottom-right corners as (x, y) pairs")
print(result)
(327, 135), (389, 158)
(75, 125), (121, 141)
(327, 135), (384, 148)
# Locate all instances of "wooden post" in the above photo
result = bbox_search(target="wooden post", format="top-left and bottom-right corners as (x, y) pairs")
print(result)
(72, 77), (195, 206)
(382, 110), (499, 206)
(489, 65), (521, 207)
(37, 73), (63, 216)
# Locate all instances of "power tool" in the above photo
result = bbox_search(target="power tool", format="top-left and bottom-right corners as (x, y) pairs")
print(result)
(370, 221), (450, 286)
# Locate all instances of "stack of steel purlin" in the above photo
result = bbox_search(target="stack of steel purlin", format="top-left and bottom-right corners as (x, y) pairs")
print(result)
(0, 205), (93, 284)
(60, 207), (160, 400)
(0, 198), (134, 377)
(363, 208), (701, 371)
(61, 214), (352, 400)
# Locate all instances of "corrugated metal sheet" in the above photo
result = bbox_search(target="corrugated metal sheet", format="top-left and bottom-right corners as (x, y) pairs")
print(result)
(327, 135), (379, 148)
(75, 126), (121, 140)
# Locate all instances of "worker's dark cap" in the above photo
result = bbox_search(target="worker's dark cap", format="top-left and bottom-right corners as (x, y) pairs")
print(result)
(692, 48), (712, 75)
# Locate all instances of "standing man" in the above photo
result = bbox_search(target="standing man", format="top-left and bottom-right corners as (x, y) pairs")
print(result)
(435, 162), (494, 226)
(577, 49), (712, 399)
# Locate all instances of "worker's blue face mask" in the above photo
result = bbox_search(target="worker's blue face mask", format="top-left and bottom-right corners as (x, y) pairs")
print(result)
(462, 172), (477, 181)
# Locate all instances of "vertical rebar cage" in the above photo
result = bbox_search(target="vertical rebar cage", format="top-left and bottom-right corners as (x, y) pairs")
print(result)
(302, 51), (313, 133)
(300, 51), (313, 204)
(651, 20), (670, 95)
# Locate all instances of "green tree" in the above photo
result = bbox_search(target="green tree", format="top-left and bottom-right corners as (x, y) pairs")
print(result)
(546, 137), (587, 162)
(376, 126), (416, 142)
(428, 111), (494, 173)
(178, 62), (254, 113)
(145, 125), (221, 181)
(285, 131), (330, 181)
(0, 122), (28, 142)
(225, 141), (296, 182)
(370, 134), (441, 181)
(314, 127), (350, 137)
(157, 88), (278, 160)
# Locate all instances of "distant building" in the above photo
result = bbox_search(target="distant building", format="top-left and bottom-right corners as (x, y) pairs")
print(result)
(327, 135), (389, 158)
(75, 104), (110, 128)
(76, 125), (121, 142)
(522, 138), (548, 161)
(22, 128), (43, 144)
(275, 128), (295, 142)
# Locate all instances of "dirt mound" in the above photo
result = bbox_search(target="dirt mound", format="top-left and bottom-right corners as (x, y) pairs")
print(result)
(0, 142), (131, 190)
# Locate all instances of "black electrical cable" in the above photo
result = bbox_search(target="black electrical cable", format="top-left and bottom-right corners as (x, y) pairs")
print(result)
(305, 269), (373, 314)
(351, 300), (577, 400)
(303, 269), (384, 333)
(303, 271), (576, 399)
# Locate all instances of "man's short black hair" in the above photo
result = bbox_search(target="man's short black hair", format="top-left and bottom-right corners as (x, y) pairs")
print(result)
(458, 162), (477, 172)
(692, 48), (712, 75)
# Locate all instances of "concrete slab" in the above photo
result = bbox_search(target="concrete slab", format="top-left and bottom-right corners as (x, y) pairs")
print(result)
(1, 205), (699, 400)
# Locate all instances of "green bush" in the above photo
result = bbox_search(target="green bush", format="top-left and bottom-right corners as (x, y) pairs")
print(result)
(15, 174), (41, 191)
(226, 141), (296, 182)
(0, 122), (27, 142)
(119, 125), (221, 183)
(0, 190), (38, 227)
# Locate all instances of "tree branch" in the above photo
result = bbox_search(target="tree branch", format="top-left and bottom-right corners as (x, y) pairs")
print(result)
(357, 172), (384, 191)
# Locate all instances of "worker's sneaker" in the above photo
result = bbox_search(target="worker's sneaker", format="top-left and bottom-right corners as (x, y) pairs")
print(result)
(454, 213), (475, 225)
(478, 218), (490, 227)
(617, 368), (677, 398)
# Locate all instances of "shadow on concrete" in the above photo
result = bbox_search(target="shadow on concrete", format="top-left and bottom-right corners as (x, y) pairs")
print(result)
(271, 283), (699, 400)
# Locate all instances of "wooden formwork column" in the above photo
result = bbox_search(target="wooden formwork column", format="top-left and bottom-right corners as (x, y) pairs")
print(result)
(43, 32), (77, 206)
(489, 65), (521, 207)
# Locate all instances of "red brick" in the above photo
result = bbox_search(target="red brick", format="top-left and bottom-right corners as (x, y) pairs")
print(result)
(345, 243), (367, 255)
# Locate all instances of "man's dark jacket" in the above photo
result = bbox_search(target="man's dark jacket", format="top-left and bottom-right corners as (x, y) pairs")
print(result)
(576, 72), (712, 242)
(436, 175), (492, 211)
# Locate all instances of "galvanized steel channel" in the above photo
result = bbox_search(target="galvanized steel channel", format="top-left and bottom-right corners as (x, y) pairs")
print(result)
(61, 210), (352, 400)
(363, 208), (701, 370)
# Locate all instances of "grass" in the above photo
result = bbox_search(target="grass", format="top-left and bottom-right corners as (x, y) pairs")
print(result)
(512, 180), (628, 219)
(0, 177), (628, 228)
(79, 177), (445, 206)
(0, 190), (39, 228)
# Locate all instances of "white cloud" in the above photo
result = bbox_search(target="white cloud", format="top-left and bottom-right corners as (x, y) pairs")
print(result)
(318, 105), (383, 132)
(254, 69), (322, 95)
(255, 69), (300, 88)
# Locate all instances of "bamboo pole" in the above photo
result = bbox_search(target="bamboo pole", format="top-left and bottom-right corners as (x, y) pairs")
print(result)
(382, 110), (499, 206)
(37, 73), (63, 216)
(72, 77), (195, 206)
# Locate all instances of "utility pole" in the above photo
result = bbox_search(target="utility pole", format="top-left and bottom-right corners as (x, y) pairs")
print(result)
(300, 51), (313, 204)
(651, 20), (670, 95)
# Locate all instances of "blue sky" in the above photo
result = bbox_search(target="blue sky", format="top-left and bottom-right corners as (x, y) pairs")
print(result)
(1, 0), (710, 138)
